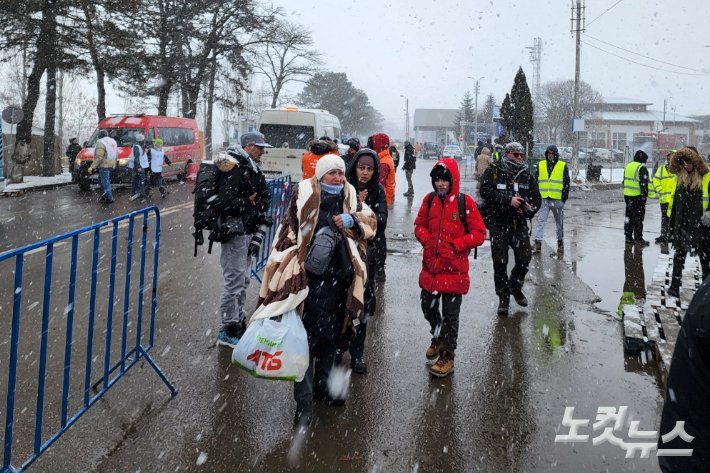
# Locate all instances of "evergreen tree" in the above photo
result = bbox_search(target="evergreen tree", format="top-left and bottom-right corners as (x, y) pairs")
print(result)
(496, 93), (512, 145)
(482, 93), (497, 124)
(453, 91), (475, 144)
(500, 67), (535, 154)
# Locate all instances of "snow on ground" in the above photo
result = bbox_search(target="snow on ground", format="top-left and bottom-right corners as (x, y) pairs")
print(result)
(2, 172), (73, 193)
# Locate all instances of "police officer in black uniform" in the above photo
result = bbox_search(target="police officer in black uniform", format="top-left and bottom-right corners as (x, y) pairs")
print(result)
(479, 141), (541, 316)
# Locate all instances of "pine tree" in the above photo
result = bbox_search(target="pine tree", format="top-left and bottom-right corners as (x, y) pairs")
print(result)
(501, 67), (535, 154)
(497, 93), (512, 145)
(482, 93), (497, 124)
(453, 91), (475, 144)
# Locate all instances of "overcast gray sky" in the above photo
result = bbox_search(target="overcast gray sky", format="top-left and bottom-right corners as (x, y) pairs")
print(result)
(272, 0), (710, 132)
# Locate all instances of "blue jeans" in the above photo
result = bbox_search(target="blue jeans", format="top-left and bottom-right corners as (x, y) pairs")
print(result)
(98, 168), (113, 201)
(534, 198), (564, 241)
(131, 169), (145, 196)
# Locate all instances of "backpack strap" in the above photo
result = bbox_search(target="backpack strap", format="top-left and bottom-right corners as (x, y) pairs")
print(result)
(458, 193), (469, 234)
(427, 192), (435, 210)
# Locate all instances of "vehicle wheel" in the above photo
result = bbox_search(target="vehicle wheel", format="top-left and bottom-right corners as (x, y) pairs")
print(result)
(177, 160), (191, 182)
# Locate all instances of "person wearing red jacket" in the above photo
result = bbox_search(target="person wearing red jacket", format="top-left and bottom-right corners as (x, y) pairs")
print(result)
(414, 158), (486, 377)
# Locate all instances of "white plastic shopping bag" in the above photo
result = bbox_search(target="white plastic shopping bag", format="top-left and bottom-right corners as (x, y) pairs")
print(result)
(232, 309), (309, 382)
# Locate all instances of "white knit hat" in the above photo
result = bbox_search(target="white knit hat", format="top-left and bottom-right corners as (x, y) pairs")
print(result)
(315, 154), (345, 180)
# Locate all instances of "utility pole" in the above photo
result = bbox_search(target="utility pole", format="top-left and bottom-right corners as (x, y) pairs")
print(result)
(400, 95), (409, 139)
(571, 0), (585, 179)
(469, 76), (484, 146)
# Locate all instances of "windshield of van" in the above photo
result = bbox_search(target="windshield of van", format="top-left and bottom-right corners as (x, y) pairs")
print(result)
(87, 128), (146, 147)
(259, 124), (314, 149)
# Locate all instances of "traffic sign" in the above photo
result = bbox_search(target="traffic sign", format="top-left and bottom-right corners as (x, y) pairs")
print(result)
(458, 135), (464, 141)
(2, 106), (23, 124)
(496, 122), (504, 135)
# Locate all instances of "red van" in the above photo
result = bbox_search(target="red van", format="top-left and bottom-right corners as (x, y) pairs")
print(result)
(74, 115), (202, 190)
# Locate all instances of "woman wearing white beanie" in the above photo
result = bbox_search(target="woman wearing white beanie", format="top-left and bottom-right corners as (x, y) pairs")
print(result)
(254, 153), (378, 428)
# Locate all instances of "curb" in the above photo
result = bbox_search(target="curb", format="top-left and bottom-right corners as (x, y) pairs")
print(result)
(2, 180), (75, 196)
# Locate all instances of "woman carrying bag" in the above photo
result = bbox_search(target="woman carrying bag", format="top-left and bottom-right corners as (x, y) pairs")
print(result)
(250, 155), (377, 428)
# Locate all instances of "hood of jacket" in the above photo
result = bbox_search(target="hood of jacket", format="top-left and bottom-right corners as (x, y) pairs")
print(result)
(346, 148), (381, 190)
(219, 145), (261, 173)
(309, 139), (338, 156)
(545, 145), (559, 162)
(669, 147), (709, 175)
(480, 147), (491, 156)
(368, 133), (390, 153)
(429, 158), (460, 196)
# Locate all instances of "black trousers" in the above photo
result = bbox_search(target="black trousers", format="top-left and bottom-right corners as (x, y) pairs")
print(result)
(348, 259), (377, 360)
(293, 334), (337, 405)
(624, 196), (646, 241)
(490, 223), (532, 298)
(420, 289), (462, 356)
(660, 203), (670, 239)
(672, 235), (710, 288)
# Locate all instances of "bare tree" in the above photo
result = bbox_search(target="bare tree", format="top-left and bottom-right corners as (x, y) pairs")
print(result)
(535, 79), (603, 145)
(252, 20), (323, 109)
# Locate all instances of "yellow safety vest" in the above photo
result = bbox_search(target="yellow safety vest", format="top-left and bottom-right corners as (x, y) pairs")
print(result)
(623, 162), (643, 196)
(653, 164), (676, 205)
(538, 159), (566, 199)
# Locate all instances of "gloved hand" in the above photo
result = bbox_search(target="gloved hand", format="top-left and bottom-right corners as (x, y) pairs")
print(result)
(702, 211), (710, 227)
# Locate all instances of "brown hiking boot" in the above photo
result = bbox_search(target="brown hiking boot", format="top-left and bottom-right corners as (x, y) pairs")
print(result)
(497, 296), (510, 316)
(557, 240), (564, 257)
(426, 338), (442, 360)
(429, 351), (454, 377)
(532, 240), (541, 254)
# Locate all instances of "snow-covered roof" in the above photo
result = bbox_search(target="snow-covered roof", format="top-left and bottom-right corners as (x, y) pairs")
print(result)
(413, 109), (459, 128)
(601, 97), (653, 105)
(597, 110), (701, 124)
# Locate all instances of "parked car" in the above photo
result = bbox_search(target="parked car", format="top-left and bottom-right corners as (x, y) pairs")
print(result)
(442, 145), (463, 160)
(74, 115), (202, 191)
(611, 149), (625, 161)
(423, 142), (440, 159)
(592, 148), (612, 161)
(558, 147), (589, 161)
(532, 142), (553, 159)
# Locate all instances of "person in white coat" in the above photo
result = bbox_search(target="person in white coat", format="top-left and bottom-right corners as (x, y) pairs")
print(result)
(147, 138), (172, 198)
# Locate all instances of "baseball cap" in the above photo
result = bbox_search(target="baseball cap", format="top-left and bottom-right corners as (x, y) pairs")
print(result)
(240, 131), (273, 148)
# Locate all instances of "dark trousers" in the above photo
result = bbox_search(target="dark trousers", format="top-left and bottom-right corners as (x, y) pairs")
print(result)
(293, 334), (337, 406)
(420, 289), (462, 356)
(624, 196), (646, 241)
(660, 203), (670, 239)
(490, 223), (532, 298)
(131, 169), (146, 196)
(348, 260), (376, 359)
(149, 172), (166, 195)
(672, 235), (710, 288)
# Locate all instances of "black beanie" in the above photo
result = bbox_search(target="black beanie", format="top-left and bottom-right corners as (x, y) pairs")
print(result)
(430, 164), (452, 183)
(634, 150), (649, 163)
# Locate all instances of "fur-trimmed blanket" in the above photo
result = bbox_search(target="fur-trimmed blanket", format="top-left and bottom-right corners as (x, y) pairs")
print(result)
(251, 177), (377, 327)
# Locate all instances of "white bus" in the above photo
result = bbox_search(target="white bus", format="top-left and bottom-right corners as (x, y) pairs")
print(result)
(258, 107), (347, 181)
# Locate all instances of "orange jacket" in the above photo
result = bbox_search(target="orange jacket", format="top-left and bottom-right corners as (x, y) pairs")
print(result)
(301, 151), (338, 180)
(379, 149), (396, 206)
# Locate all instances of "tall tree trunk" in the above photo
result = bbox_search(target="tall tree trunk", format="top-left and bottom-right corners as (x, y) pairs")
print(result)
(43, 64), (57, 176)
(57, 70), (64, 154)
(205, 56), (217, 156)
(82, 2), (106, 121)
(157, 79), (172, 115)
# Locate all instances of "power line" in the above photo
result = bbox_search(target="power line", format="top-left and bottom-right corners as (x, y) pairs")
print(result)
(583, 34), (707, 73)
(587, 0), (625, 27)
(581, 41), (708, 76)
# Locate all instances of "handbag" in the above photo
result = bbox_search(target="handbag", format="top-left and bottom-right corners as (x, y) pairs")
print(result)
(304, 225), (338, 275)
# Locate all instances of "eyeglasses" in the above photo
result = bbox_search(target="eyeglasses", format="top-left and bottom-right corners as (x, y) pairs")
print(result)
(510, 152), (524, 157)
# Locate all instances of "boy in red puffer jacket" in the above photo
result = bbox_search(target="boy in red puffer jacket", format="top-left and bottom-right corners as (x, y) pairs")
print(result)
(414, 158), (486, 377)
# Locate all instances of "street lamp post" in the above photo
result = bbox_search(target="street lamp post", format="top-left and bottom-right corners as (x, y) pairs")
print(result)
(468, 76), (484, 147)
(400, 95), (409, 139)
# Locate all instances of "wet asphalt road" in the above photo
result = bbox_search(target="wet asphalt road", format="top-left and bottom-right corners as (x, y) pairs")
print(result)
(0, 160), (666, 472)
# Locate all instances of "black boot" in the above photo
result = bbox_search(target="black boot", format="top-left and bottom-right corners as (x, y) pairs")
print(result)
(497, 296), (510, 316)
(293, 402), (313, 428)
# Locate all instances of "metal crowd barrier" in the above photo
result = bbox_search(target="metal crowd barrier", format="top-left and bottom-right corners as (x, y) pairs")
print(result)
(0, 206), (177, 473)
(250, 175), (292, 281)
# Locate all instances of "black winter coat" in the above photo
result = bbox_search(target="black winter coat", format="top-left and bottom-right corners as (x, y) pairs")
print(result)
(479, 159), (541, 228)
(657, 276), (710, 472)
(302, 191), (350, 340)
(66, 143), (82, 160)
(212, 149), (270, 235)
(403, 144), (416, 171)
(346, 149), (388, 269)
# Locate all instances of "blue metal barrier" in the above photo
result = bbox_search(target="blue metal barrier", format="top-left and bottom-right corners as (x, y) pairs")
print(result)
(0, 206), (177, 473)
(250, 175), (292, 281)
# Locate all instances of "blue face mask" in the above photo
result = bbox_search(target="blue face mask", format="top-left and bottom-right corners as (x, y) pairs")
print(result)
(321, 183), (344, 194)
(437, 191), (449, 199)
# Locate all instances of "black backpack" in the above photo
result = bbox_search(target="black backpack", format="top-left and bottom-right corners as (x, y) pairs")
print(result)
(192, 162), (221, 256)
